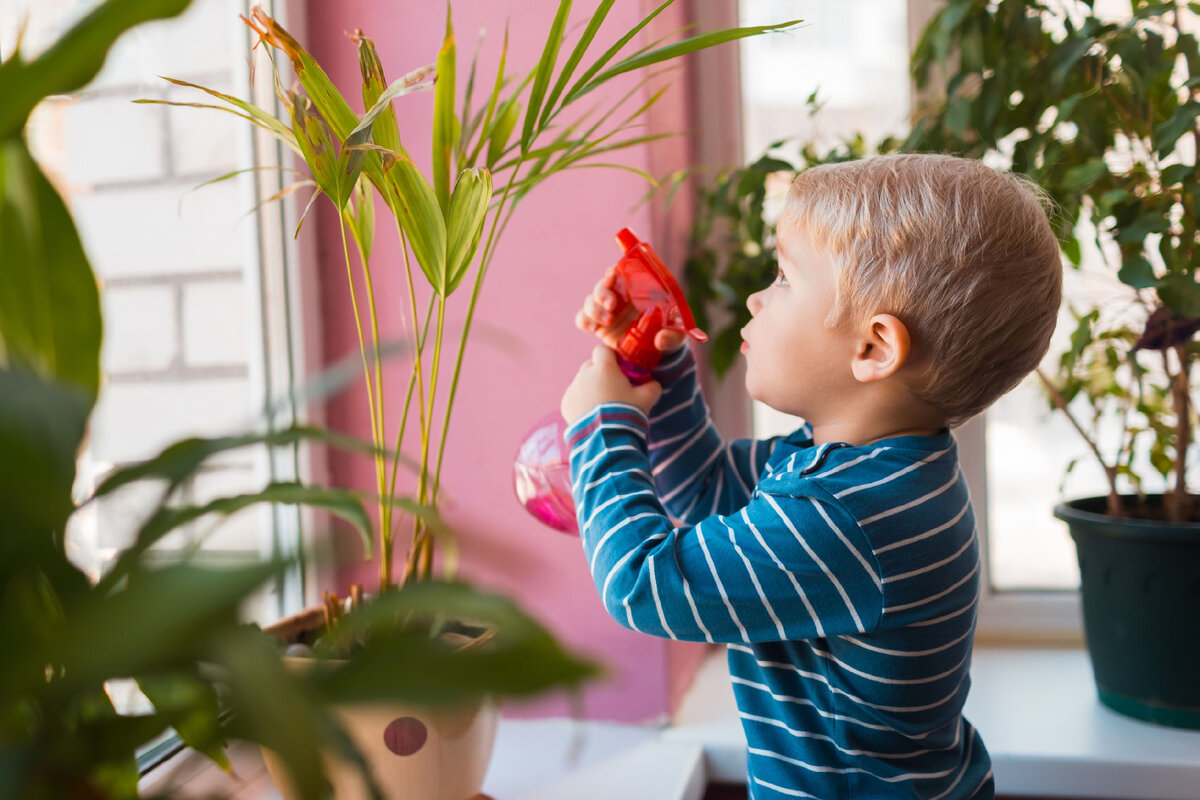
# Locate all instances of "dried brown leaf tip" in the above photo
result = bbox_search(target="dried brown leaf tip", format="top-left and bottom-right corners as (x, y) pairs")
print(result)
(241, 6), (303, 63)
(1132, 305), (1200, 352)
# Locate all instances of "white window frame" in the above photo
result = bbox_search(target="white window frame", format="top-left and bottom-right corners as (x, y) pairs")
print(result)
(238, 0), (330, 617)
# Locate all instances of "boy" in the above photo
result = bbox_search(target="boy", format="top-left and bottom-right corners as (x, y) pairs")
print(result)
(560, 154), (1062, 799)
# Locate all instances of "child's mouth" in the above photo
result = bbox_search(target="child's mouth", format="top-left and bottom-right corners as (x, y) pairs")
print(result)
(740, 341), (749, 353)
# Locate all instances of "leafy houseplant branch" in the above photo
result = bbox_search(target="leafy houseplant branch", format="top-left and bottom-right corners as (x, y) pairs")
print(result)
(1037, 368), (1123, 517)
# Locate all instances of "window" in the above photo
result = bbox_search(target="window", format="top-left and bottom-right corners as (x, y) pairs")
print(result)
(5, 0), (317, 677)
(733, 0), (1127, 637)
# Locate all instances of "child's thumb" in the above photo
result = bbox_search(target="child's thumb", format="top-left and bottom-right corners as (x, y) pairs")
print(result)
(633, 379), (663, 411)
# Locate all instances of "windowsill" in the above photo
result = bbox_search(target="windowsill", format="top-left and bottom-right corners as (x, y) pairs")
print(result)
(147, 646), (1200, 799)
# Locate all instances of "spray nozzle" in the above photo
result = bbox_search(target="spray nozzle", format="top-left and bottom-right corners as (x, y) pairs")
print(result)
(610, 228), (707, 373)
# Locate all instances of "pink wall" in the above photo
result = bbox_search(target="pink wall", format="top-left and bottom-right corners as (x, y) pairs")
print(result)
(303, 0), (715, 722)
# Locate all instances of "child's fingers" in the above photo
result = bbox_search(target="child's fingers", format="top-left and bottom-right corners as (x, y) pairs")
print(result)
(575, 309), (598, 334)
(583, 292), (613, 326)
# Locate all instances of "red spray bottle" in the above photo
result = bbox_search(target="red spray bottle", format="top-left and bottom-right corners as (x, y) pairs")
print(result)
(513, 228), (707, 534)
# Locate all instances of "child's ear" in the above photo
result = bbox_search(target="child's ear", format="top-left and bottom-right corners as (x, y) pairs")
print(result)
(851, 314), (911, 383)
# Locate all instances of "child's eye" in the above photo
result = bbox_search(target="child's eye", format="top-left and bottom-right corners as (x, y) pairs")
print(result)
(772, 267), (789, 287)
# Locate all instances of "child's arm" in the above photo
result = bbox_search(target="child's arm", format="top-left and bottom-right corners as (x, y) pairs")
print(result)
(566, 401), (883, 644)
(647, 345), (783, 523)
(575, 270), (779, 521)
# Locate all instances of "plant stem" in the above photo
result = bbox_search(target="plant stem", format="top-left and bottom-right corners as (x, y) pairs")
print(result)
(1037, 369), (1124, 516)
(429, 157), (525, 504)
(337, 217), (388, 567)
(346, 211), (388, 581)
(1171, 342), (1192, 522)
(392, 218), (430, 591)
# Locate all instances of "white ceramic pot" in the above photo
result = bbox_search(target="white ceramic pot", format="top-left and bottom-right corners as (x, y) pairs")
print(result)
(262, 690), (499, 800)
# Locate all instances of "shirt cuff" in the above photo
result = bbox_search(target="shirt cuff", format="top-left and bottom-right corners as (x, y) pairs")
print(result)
(651, 344), (693, 384)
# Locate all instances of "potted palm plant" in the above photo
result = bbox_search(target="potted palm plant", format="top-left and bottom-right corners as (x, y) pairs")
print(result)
(147, 2), (801, 795)
(686, 0), (1200, 730)
(0, 2), (597, 799)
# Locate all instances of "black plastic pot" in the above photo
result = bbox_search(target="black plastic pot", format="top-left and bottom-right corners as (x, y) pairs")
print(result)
(1055, 496), (1200, 730)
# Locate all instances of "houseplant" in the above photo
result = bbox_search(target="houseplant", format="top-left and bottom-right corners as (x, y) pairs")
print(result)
(685, 0), (1200, 729)
(143, 1), (802, 794)
(0, 2), (597, 798)
(909, 0), (1200, 731)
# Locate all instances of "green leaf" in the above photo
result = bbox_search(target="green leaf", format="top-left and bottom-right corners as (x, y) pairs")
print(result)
(0, 138), (103, 400)
(1068, 309), (1099, 368)
(1063, 158), (1108, 191)
(153, 77), (298, 152)
(1160, 163), (1194, 186)
(1116, 211), (1170, 243)
(55, 561), (285, 689)
(444, 168), (492, 295)
(564, 18), (803, 106)
(381, 153), (448, 289)
(0, 369), (90, 535)
(1152, 100), (1200, 157)
(523, 0), (574, 151)
(210, 628), (345, 800)
(560, 0), (675, 111)
(539, 0), (616, 129)
(0, 0), (192, 137)
(138, 671), (229, 772)
(135, 482), (377, 560)
(1157, 272), (1200, 316)
(1117, 254), (1157, 289)
(356, 33), (407, 155)
(345, 178), (375, 263)
(246, 9), (358, 140)
(488, 101), (521, 168)
(433, 8), (457, 214)
(94, 424), (384, 500)
(311, 581), (600, 706)
(289, 91), (346, 207)
(1061, 236), (1082, 266)
(350, 64), (436, 159)
(466, 23), (510, 168)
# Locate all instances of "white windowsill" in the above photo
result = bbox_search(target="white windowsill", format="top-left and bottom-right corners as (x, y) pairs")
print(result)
(149, 647), (1200, 799)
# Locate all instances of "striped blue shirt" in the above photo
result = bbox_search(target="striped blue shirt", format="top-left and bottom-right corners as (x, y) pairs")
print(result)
(566, 346), (994, 799)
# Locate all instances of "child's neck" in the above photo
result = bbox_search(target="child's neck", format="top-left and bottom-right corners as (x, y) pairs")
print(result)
(808, 396), (947, 447)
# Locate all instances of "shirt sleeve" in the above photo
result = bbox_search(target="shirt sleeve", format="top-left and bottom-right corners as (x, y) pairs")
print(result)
(567, 403), (884, 644)
(647, 346), (779, 523)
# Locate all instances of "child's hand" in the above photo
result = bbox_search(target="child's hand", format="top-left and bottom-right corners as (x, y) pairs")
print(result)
(561, 345), (663, 424)
(575, 267), (687, 353)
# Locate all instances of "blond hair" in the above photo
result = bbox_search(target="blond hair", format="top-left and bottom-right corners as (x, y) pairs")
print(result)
(779, 154), (1062, 427)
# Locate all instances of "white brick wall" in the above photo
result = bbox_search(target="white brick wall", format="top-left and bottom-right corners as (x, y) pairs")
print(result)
(101, 284), (178, 372)
(89, 378), (253, 465)
(183, 279), (250, 366)
(166, 82), (241, 177)
(64, 94), (166, 185)
(73, 179), (246, 278)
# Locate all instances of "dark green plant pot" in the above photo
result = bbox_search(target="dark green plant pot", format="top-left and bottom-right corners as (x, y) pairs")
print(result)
(1055, 496), (1200, 730)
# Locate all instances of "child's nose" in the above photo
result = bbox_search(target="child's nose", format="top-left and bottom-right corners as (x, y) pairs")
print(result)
(747, 289), (763, 316)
